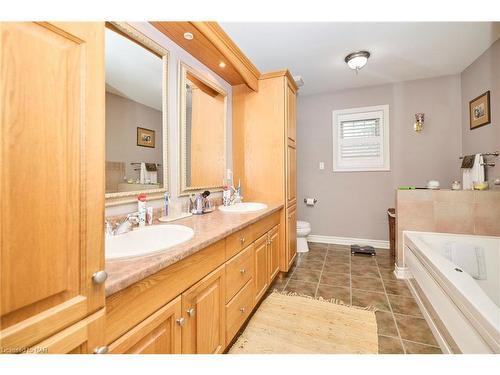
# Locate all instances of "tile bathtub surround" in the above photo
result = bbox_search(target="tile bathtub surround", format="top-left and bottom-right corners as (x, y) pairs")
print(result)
(105, 203), (283, 296)
(396, 189), (500, 266)
(270, 243), (442, 354)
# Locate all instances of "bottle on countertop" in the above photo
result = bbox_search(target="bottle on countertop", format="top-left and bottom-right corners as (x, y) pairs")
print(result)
(137, 193), (147, 227)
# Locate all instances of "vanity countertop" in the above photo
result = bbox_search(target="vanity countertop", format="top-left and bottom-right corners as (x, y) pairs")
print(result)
(105, 203), (284, 296)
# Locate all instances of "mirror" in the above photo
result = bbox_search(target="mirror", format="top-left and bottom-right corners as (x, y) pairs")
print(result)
(179, 62), (227, 195)
(105, 22), (169, 204)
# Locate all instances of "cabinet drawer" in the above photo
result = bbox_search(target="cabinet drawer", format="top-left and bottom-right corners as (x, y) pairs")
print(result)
(225, 279), (254, 344)
(226, 227), (254, 259)
(225, 244), (254, 302)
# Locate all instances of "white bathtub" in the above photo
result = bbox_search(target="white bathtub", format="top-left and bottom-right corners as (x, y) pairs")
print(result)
(403, 231), (499, 354)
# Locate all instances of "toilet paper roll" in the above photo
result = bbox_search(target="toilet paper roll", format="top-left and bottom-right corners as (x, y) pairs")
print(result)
(305, 198), (316, 206)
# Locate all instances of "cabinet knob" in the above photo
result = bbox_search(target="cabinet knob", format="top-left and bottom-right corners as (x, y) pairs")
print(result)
(92, 270), (108, 285)
(186, 308), (195, 317)
(93, 346), (109, 354)
(176, 317), (185, 326)
(240, 237), (246, 245)
(239, 268), (246, 274)
(239, 307), (246, 313)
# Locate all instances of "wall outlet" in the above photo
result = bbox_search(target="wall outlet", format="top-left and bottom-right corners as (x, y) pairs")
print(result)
(319, 162), (325, 170)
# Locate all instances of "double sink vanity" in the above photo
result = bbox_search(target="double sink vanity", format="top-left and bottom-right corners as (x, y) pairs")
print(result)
(104, 202), (282, 353)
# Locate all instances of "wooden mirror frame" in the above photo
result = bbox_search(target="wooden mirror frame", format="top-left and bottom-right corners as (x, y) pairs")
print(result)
(105, 22), (170, 206)
(178, 61), (228, 196)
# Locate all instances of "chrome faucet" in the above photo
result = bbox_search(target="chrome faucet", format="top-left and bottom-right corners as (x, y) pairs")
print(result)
(105, 213), (140, 236)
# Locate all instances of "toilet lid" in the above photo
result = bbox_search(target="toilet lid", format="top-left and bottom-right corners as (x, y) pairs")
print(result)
(297, 220), (310, 229)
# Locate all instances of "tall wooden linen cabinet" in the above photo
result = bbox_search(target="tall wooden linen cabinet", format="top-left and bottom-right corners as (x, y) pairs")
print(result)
(0, 22), (106, 353)
(232, 70), (298, 272)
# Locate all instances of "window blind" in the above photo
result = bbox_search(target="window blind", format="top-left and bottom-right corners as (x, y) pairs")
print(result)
(339, 119), (381, 159)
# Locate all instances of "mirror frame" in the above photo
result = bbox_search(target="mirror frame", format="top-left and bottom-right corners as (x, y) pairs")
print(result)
(178, 61), (228, 196)
(105, 22), (170, 206)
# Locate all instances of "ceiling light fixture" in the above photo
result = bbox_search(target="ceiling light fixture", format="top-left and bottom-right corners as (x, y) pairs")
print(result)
(344, 51), (370, 74)
(183, 32), (194, 40)
(218, 61), (226, 68)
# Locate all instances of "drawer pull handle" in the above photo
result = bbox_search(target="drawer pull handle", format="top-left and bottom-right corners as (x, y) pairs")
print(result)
(92, 270), (108, 285)
(239, 307), (246, 313)
(240, 268), (246, 274)
(93, 346), (109, 354)
(186, 308), (195, 317)
(240, 237), (246, 245)
(176, 317), (185, 326)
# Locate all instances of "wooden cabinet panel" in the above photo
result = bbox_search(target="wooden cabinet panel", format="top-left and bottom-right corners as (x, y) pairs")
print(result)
(182, 265), (226, 354)
(268, 225), (280, 282)
(287, 81), (296, 142)
(225, 244), (254, 302)
(109, 297), (181, 354)
(254, 234), (269, 303)
(0, 22), (105, 352)
(287, 206), (297, 269)
(287, 143), (297, 206)
(22, 309), (106, 354)
(226, 227), (253, 260)
(225, 279), (254, 344)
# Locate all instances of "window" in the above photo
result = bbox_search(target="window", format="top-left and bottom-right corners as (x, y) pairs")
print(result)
(332, 105), (390, 172)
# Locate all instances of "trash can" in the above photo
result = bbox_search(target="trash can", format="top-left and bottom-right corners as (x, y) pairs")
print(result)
(387, 208), (396, 262)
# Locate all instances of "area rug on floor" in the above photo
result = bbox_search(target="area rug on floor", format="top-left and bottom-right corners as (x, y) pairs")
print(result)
(228, 291), (378, 354)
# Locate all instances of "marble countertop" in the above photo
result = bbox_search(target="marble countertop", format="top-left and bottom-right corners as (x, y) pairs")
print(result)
(105, 203), (283, 296)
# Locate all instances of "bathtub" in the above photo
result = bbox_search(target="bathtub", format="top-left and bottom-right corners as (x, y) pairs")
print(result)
(403, 231), (499, 354)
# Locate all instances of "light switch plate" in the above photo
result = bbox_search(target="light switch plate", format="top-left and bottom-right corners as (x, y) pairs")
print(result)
(319, 162), (325, 170)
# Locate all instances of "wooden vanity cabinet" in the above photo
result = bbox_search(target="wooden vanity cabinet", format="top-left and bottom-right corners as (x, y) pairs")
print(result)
(254, 234), (270, 303)
(181, 265), (226, 354)
(0, 22), (106, 353)
(268, 225), (280, 281)
(287, 206), (297, 269)
(108, 297), (182, 354)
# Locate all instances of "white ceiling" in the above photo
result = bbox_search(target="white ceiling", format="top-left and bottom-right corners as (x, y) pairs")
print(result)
(220, 22), (500, 96)
(105, 28), (163, 110)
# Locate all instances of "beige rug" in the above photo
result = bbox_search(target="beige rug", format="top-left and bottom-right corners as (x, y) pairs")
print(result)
(229, 291), (378, 354)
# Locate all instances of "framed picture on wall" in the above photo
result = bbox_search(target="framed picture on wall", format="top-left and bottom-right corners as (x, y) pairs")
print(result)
(469, 91), (491, 130)
(137, 127), (155, 148)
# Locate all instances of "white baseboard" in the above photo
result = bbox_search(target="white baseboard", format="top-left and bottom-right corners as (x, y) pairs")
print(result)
(306, 234), (390, 250)
(394, 264), (410, 279)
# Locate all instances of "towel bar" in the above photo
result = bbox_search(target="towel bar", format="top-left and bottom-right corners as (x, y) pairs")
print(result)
(459, 152), (498, 159)
(480, 162), (496, 167)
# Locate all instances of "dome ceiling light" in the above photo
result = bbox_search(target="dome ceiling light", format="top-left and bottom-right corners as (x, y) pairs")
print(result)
(344, 51), (370, 74)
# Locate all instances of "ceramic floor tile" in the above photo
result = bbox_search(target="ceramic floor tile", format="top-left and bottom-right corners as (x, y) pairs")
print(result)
(315, 284), (350, 304)
(383, 280), (412, 297)
(323, 261), (350, 274)
(395, 314), (438, 346)
(295, 259), (324, 271)
(351, 275), (385, 293)
(290, 268), (322, 283)
(350, 265), (380, 278)
(283, 279), (317, 297)
(378, 267), (398, 280)
(402, 340), (442, 354)
(351, 289), (390, 311)
(319, 271), (351, 287)
(375, 311), (399, 337)
(269, 276), (289, 292)
(307, 242), (329, 251)
(378, 335), (404, 354)
(350, 255), (378, 266)
(388, 294), (423, 316)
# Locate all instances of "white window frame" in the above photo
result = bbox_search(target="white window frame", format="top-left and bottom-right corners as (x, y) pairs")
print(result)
(332, 104), (390, 172)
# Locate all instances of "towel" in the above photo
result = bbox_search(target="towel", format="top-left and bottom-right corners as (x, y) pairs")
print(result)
(462, 153), (485, 190)
(140, 162), (147, 184)
(145, 163), (158, 184)
(461, 155), (475, 169)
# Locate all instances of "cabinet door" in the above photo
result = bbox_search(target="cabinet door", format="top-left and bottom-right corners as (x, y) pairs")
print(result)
(22, 309), (106, 354)
(268, 225), (280, 282)
(0, 22), (105, 352)
(287, 206), (297, 269)
(286, 81), (297, 142)
(287, 142), (297, 206)
(109, 297), (182, 354)
(182, 265), (226, 354)
(254, 234), (269, 302)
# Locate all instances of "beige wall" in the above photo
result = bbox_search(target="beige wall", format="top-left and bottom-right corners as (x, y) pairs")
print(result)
(461, 39), (500, 181)
(396, 190), (500, 266)
(105, 91), (163, 185)
(297, 75), (462, 241)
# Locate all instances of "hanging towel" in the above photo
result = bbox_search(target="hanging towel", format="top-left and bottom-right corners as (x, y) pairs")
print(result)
(462, 153), (485, 190)
(461, 155), (475, 168)
(140, 162), (147, 184)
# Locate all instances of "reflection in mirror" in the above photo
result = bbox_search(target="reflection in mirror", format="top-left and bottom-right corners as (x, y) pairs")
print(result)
(180, 63), (227, 195)
(105, 23), (168, 198)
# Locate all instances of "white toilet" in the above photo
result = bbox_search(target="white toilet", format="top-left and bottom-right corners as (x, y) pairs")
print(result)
(296, 220), (311, 253)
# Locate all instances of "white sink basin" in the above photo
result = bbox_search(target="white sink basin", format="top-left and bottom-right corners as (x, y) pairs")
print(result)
(218, 202), (268, 213)
(106, 224), (194, 260)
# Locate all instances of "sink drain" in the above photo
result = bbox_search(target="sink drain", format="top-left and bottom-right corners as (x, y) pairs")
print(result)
(454, 267), (463, 272)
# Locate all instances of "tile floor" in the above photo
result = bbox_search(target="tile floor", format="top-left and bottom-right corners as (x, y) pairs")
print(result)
(269, 242), (442, 354)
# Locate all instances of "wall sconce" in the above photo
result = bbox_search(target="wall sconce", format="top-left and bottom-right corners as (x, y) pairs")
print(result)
(414, 113), (424, 132)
